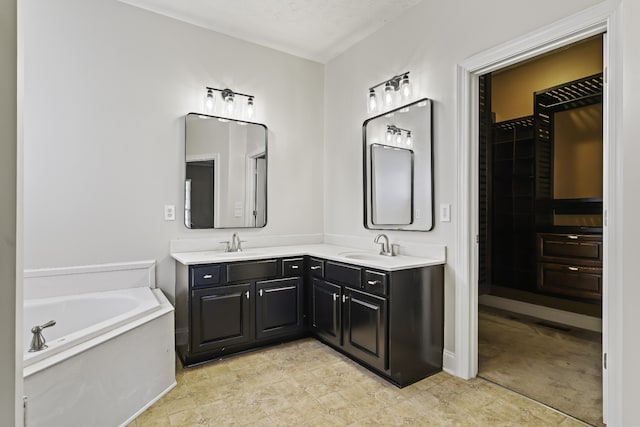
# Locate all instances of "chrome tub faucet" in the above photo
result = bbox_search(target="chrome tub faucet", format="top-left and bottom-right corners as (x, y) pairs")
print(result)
(29, 320), (56, 352)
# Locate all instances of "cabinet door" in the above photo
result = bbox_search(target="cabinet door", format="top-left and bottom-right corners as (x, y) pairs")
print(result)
(342, 287), (387, 372)
(190, 283), (253, 354)
(311, 279), (341, 347)
(256, 278), (303, 340)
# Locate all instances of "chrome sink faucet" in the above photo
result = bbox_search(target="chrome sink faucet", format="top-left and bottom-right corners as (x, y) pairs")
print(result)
(222, 232), (245, 252)
(374, 234), (398, 257)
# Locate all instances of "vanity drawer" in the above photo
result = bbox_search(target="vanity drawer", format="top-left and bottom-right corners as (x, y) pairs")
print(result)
(191, 265), (221, 288)
(227, 259), (278, 283)
(363, 270), (388, 296)
(325, 261), (361, 287)
(537, 233), (602, 265)
(308, 257), (324, 278)
(537, 262), (602, 300)
(282, 258), (304, 277)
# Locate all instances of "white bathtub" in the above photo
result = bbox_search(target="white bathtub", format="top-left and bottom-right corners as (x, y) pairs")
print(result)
(24, 287), (161, 369)
(23, 261), (175, 427)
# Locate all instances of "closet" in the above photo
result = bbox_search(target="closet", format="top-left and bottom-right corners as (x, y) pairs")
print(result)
(479, 66), (604, 308)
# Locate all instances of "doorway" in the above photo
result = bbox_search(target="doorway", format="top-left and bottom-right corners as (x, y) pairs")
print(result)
(476, 35), (604, 425)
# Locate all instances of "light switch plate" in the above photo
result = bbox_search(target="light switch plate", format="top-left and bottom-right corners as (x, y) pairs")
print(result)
(439, 203), (451, 222)
(164, 205), (175, 221)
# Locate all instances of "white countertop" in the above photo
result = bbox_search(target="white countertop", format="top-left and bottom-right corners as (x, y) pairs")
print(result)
(171, 243), (444, 271)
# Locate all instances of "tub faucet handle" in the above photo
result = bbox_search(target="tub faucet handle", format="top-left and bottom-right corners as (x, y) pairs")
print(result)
(29, 320), (56, 353)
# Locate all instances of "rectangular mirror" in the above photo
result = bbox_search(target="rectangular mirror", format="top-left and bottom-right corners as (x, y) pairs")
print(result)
(363, 98), (433, 231)
(185, 113), (267, 229)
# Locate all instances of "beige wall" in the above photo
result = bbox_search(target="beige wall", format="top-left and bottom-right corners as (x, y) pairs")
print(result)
(554, 103), (603, 199)
(492, 36), (603, 122)
(0, 0), (18, 424)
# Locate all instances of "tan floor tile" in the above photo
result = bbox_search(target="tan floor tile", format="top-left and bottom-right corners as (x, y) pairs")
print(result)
(134, 338), (584, 426)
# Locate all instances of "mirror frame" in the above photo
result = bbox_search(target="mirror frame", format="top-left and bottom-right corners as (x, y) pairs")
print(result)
(184, 112), (268, 230)
(362, 98), (434, 231)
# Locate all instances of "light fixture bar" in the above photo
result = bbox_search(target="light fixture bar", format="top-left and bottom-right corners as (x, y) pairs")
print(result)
(205, 87), (254, 99)
(368, 71), (410, 92)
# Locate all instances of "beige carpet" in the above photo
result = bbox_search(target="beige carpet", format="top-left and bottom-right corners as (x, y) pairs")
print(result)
(478, 306), (603, 426)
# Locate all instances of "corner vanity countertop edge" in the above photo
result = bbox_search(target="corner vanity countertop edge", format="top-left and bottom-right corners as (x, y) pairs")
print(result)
(170, 244), (445, 272)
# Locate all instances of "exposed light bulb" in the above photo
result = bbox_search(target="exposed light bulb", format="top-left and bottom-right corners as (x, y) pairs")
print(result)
(401, 74), (411, 98)
(368, 88), (377, 112)
(395, 131), (402, 144)
(224, 92), (234, 114)
(384, 81), (394, 107)
(246, 96), (254, 119)
(205, 89), (214, 113)
(406, 131), (412, 146)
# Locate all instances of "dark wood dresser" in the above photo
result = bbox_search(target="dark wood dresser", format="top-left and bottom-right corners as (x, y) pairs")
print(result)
(536, 232), (603, 301)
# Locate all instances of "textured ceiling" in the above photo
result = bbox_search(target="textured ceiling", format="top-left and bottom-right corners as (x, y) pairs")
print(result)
(118, 0), (424, 63)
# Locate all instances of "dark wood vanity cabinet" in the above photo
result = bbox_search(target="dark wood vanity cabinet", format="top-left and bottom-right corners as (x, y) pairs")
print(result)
(310, 260), (442, 386)
(181, 257), (305, 366)
(178, 254), (444, 387)
(536, 233), (603, 301)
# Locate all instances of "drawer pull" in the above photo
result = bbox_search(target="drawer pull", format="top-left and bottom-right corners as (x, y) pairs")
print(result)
(367, 280), (381, 285)
(246, 291), (250, 300)
(568, 266), (580, 272)
(265, 286), (296, 293)
(202, 274), (213, 279)
(290, 265), (299, 269)
(311, 266), (321, 270)
(567, 235), (579, 240)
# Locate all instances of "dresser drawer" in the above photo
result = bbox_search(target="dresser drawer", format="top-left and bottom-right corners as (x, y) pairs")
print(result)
(325, 261), (361, 287)
(537, 262), (602, 301)
(282, 258), (304, 277)
(537, 233), (602, 265)
(191, 265), (222, 288)
(308, 257), (324, 278)
(363, 270), (388, 296)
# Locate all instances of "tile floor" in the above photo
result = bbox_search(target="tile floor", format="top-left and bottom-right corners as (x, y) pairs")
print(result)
(130, 338), (588, 426)
(478, 306), (603, 426)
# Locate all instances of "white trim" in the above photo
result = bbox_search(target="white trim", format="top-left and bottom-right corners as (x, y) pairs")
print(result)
(23, 260), (155, 278)
(479, 295), (602, 333)
(455, 1), (621, 424)
(442, 350), (457, 376)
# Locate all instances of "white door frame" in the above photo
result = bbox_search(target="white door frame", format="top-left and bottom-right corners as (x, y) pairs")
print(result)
(454, 1), (622, 424)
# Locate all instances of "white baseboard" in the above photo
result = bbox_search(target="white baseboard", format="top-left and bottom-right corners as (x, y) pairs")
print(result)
(479, 294), (602, 332)
(442, 349), (456, 375)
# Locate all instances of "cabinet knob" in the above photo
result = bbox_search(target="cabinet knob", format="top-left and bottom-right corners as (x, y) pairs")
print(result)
(311, 266), (321, 270)
(342, 295), (349, 303)
(367, 280), (380, 285)
(333, 293), (338, 301)
(568, 266), (580, 271)
(203, 274), (213, 279)
(246, 291), (250, 299)
(291, 265), (299, 269)
(259, 289), (263, 297)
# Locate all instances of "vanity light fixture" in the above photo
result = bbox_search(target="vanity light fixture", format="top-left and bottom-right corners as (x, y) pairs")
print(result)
(367, 71), (411, 114)
(386, 125), (413, 146)
(204, 86), (256, 120)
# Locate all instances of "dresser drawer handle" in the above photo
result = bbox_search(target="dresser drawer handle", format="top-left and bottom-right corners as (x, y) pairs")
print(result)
(290, 265), (299, 269)
(202, 274), (213, 279)
(367, 280), (381, 285)
(567, 266), (580, 272)
(567, 235), (579, 240)
(311, 266), (322, 270)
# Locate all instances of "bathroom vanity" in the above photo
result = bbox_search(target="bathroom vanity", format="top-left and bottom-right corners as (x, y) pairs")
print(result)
(173, 245), (444, 387)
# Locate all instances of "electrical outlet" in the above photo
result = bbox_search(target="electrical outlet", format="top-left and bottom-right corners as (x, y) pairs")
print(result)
(164, 205), (175, 221)
(439, 203), (451, 222)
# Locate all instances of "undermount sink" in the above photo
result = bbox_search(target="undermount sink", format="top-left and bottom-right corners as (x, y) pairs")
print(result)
(340, 252), (388, 261)
(203, 250), (264, 258)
